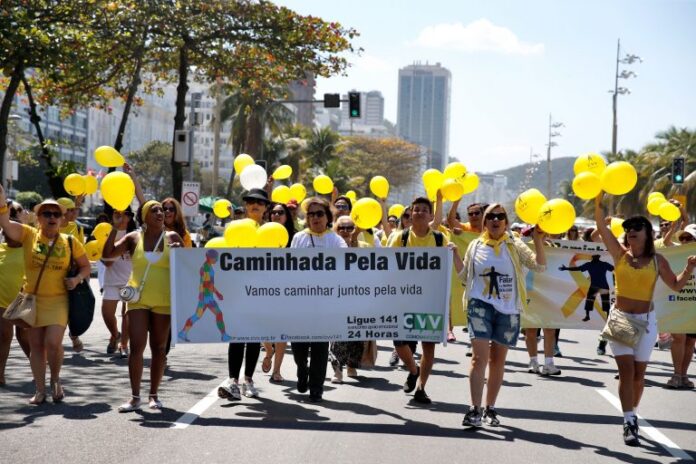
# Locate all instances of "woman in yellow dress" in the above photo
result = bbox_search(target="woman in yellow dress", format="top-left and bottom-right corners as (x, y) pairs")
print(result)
(0, 186), (91, 404)
(103, 201), (183, 412)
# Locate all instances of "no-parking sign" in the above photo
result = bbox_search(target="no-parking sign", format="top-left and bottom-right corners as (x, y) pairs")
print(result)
(181, 181), (200, 217)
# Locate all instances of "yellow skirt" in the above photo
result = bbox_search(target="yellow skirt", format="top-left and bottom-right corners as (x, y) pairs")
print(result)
(127, 304), (171, 316)
(35, 294), (69, 327)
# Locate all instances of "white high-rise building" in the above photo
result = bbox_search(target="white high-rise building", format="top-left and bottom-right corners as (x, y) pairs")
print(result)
(336, 90), (388, 137)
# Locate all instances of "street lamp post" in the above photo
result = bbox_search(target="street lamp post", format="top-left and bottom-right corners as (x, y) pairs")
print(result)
(610, 39), (641, 157)
(546, 113), (564, 197)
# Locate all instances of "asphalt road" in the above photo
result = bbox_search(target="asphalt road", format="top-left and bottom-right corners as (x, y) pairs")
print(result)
(1, 280), (694, 464)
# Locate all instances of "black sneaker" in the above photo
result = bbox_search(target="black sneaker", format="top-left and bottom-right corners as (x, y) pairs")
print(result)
(483, 406), (500, 426)
(403, 367), (420, 393)
(297, 365), (309, 393)
(388, 350), (399, 367)
(623, 421), (639, 446)
(462, 406), (482, 427)
(413, 388), (431, 404)
(309, 390), (323, 402)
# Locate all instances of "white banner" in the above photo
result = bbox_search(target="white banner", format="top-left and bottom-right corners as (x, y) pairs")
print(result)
(171, 247), (452, 344)
(180, 181), (200, 217)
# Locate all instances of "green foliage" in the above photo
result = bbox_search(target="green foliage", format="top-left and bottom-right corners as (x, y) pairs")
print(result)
(15, 191), (43, 209)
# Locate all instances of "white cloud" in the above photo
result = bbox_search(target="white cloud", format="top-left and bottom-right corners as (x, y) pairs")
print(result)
(412, 19), (544, 55)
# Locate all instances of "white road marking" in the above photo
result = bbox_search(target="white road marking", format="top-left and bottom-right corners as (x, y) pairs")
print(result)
(171, 383), (223, 429)
(595, 388), (692, 461)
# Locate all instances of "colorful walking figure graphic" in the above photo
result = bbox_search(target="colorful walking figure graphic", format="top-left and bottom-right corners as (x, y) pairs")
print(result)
(559, 254), (614, 321)
(479, 266), (509, 299)
(178, 249), (232, 342)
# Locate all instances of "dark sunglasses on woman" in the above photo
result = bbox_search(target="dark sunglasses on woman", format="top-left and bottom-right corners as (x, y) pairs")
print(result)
(485, 212), (506, 221)
(307, 210), (326, 218)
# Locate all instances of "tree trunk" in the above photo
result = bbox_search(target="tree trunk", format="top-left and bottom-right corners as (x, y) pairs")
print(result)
(21, 76), (66, 198)
(244, 111), (263, 159)
(114, 30), (147, 153)
(0, 61), (24, 188)
(171, 44), (189, 200)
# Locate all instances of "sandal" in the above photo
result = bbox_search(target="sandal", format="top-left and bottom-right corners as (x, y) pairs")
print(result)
(269, 373), (284, 383)
(681, 375), (694, 389)
(29, 391), (47, 405)
(261, 355), (272, 373)
(148, 395), (163, 410)
(118, 396), (142, 413)
(51, 379), (65, 403)
(107, 332), (121, 354)
(666, 374), (682, 389)
(71, 336), (84, 353)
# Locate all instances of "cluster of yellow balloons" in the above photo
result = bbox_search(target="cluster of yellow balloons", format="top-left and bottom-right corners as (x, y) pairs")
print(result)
(571, 152), (637, 199)
(422, 162), (479, 202)
(63, 173), (99, 196)
(646, 192), (680, 221)
(205, 220), (289, 249)
(83, 222), (114, 262)
(515, 189), (576, 234)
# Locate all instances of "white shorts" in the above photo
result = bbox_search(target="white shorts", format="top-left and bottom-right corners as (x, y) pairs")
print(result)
(102, 285), (124, 302)
(609, 309), (657, 362)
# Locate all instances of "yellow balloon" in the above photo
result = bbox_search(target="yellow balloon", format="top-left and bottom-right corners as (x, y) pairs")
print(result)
(213, 199), (232, 218)
(659, 202), (680, 222)
(369, 176), (389, 199)
(272, 165), (292, 180)
(600, 161), (637, 195)
(83, 174), (98, 195)
(300, 198), (311, 213)
(94, 146), (125, 168)
(537, 199), (576, 235)
(388, 204), (405, 218)
(443, 162), (467, 181)
(64, 173), (86, 196)
(515, 189), (547, 225)
(426, 185), (438, 202)
(224, 218), (258, 248)
(441, 178), (464, 202)
(647, 192), (665, 203)
(256, 222), (289, 248)
(205, 237), (228, 249)
(610, 218), (624, 238)
(573, 152), (606, 176)
(272, 185), (291, 204)
(313, 175), (333, 195)
(345, 190), (357, 203)
(101, 171), (135, 211)
(422, 169), (444, 192)
(351, 198), (383, 229)
(572, 172), (602, 200)
(647, 198), (666, 216)
(234, 154), (254, 174)
(84, 240), (103, 261)
(289, 183), (307, 202)
(92, 222), (113, 243)
(459, 172), (479, 195)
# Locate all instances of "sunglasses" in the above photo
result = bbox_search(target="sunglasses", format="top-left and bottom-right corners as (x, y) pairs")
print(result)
(337, 226), (355, 232)
(623, 223), (646, 233)
(162, 206), (176, 213)
(271, 210), (286, 216)
(659, 223), (670, 228)
(245, 199), (267, 206)
(307, 210), (326, 218)
(40, 211), (62, 219)
(485, 212), (507, 221)
(468, 211), (481, 217)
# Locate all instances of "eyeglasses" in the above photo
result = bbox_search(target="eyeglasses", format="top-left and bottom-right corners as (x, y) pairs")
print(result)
(468, 211), (481, 217)
(40, 211), (62, 219)
(271, 210), (286, 216)
(623, 223), (646, 233)
(307, 210), (326, 218)
(335, 203), (350, 211)
(337, 226), (355, 232)
(162, 206), (176, 213)
(485, 212), (507, 221)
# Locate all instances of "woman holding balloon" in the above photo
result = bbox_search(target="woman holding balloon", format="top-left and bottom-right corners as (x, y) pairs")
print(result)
(103, 200), (183, 412)
(593, 194), (696, 445)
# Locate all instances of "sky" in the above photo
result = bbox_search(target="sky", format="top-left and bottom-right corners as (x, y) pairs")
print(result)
(275, 0), (696, 173)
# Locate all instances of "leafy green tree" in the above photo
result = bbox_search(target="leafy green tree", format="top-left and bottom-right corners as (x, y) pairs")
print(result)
(15, 191), (43, 209)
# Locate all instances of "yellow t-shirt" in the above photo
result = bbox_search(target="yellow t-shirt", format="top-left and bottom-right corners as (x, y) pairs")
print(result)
(0, 243), (25, 307)
(387, 228), (450, 248)
(182, 230), (193, 248)
(60, 221), (85, 244)
(20, 225), (86, 297)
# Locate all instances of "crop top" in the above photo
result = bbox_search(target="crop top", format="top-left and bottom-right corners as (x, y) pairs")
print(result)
(613, 253), (658, 302)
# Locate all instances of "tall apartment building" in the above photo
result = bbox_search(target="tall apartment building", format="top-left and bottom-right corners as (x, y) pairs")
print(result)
(397, 62), (451, 171)
(336, 90), (388, 137)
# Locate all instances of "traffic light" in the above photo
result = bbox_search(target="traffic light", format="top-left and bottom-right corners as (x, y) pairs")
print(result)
(348, 92), (360, 118)
(672, 157), (685, 184)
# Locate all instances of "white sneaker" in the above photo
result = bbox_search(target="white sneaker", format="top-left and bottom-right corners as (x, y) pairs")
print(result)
(241, 381), (258, 398)
(541, 364), (562, 376)
(218, 379), (242, 400)
(528, 359), (540, 374)
(331, 367), (343, 384)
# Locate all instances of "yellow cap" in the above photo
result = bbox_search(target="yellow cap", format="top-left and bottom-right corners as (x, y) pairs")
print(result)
(56, 197), (76, 209)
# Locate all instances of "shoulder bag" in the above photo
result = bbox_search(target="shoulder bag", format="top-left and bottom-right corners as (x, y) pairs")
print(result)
(2, 238), (57, 328)
(67, 236), (95, 336)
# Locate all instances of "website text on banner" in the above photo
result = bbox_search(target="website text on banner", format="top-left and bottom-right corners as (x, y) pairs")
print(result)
(522, 240), (696, 332)
(171, 247), (452, 344)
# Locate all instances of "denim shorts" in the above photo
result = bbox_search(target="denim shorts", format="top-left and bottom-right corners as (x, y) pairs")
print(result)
(467, 298), (520, 347)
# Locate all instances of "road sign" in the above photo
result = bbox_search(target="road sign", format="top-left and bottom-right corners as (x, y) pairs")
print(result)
(181, 181), (200, 217)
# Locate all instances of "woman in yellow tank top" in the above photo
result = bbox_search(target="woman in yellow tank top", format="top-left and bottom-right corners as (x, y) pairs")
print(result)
(594, 195), (696, 446)
(103, 200), (183, 412)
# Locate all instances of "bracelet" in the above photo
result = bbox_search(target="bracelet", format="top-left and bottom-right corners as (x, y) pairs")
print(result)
(0, 205), (8, 215)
